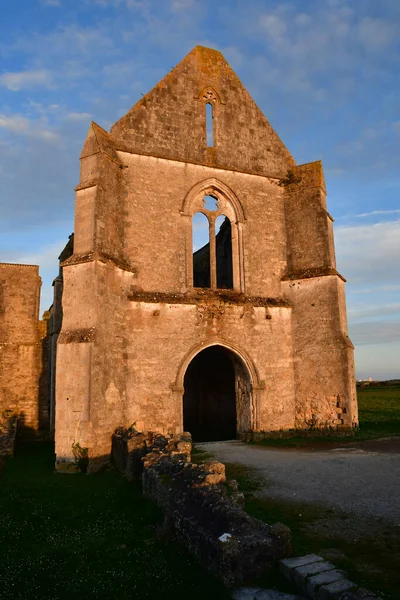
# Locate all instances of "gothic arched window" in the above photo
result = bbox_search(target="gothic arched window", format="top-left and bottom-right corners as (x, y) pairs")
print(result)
(182, 181), (245, 292)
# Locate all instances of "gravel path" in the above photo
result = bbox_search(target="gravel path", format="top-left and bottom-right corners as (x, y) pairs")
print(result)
(197, 440), (400, 523)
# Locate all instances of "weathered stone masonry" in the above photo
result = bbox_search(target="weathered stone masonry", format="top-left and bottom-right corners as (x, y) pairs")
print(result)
(0, 263), (47, 430)
(48, 45), (357, 467)
(111, 428), (291, 586)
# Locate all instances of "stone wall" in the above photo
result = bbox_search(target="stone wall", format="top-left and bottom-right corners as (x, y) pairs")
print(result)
(0, 264), (45, 430)
(112, 428), (291, 587)
(282, 276), (358, 429)
(0, 410), (18, 457)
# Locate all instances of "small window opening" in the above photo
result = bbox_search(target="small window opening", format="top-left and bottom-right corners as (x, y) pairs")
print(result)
(215, 215), (233, 289)
(203, 195), (218, 211)
(192, 212), (210, 288)
(206, 102), (214, 147)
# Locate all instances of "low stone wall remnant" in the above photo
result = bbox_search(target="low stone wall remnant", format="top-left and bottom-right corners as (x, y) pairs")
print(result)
(112, 427), (291, 587)
(111, 427), (192, 479)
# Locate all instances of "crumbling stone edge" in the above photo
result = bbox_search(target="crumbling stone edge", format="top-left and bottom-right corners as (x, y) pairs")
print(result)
(112, 427), (291, 587)
(111, 427), (382, 599)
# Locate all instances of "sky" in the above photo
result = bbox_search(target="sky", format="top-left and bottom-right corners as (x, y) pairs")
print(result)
(0, 0), (399, 380)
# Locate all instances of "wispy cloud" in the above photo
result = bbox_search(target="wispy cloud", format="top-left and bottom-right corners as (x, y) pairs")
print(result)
(40, 0), (62, 6)
(0, 114), (59, 141)
(0, 69), (53, 91)
(171, 0), (196, 11)
(0, 0), (398, 378)
(64, 112), (93, 121)
(336, 219), (400, 286)
(337, 209), (400, 220)
(348, 303), (400, 321)
(350, 321), (400, 346)
(350, 284), (400, 295)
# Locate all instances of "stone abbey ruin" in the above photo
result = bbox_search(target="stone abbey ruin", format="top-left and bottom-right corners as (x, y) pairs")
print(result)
(0, 46), (358, 468)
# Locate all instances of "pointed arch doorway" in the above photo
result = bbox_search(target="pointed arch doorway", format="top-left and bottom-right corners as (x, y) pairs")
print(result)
(183, 345), (252, 442)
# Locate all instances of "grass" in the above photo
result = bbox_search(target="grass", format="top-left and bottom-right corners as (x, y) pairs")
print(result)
(356, 385), (400, 439)
(2, 387), (399, 598)
(192, 388), (400, 598)
(222, 461), (400, 600)
(253, 384), (400, 447)
(0, 442), (230, 600)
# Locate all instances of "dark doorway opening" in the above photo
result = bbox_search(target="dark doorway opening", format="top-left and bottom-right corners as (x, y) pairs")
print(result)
(183, 346), (238, 442)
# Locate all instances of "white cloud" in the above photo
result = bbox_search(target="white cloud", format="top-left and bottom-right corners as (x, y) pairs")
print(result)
(171, 0), (195, 11)
(357, 17), (398, 50)
(65, 112), (93, 121)
(348, 303), (400, 321)
(0, 114), (59, 141)
(259, 13), (287, 42)
(0, 69), (53, 91)
(355, 209), (400, 218)
(354, 341), (400, 379)
(350, 284), (400, 295)
(40, 0), (62, 6)
(338, 209), (400, 220)
(335, 220), (400, 286)
(350, 321), (400, 346)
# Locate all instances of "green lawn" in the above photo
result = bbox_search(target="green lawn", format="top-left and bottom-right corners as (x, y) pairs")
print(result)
(0, 443), (230, 600)
(253, 384), (400, 447)
(1, 387), (399, 599)
(357, 385), (400, 438)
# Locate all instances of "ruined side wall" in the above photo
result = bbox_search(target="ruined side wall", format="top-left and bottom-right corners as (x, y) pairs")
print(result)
(282, 275), (357, 429)
(118, 152), (288, 298)
(55, 134), (137, 464)
(55, 260), (135, 463)
(0, 264), (43, 429)
(284, 161), (336, 275)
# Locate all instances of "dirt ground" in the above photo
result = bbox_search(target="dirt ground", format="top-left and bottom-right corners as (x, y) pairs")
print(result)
(198, 438), (400, 522)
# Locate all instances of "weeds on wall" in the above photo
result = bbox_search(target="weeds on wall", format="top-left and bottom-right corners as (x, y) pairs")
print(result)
(71, 441), (89, 473)
(278, 169), (302, 187)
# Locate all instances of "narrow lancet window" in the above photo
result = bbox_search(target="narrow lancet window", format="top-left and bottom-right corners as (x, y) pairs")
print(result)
(215, 215), (233, 289)
(206, 102), (214, 147)
(192, 212), (210, 288)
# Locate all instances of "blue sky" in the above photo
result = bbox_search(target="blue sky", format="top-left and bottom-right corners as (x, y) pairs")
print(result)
(0, 0), (399, 379)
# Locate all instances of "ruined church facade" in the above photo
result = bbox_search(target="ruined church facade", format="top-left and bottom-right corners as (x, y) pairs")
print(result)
(54, 46), (357, 466)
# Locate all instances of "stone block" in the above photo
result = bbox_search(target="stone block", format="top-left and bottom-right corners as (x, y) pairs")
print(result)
(317, 579), (356, 600)
(255, 591), (306, 600)
(232, 588), (262, 600)
(279, 554), (324, 581)
(234, 592), (306, 600)
(293, 561), (336, 590)
(306, 570), (346, 599)
(338, 589), (382, 600)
